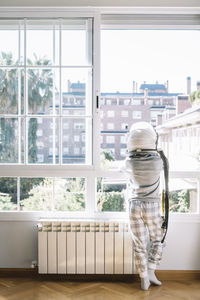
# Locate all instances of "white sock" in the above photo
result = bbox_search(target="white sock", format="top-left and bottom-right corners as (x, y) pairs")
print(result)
(140, 276), (151, 291)
(148, 269), (162, 286)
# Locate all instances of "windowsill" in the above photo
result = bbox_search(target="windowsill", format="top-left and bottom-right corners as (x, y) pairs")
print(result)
(0, 211), (200, 222)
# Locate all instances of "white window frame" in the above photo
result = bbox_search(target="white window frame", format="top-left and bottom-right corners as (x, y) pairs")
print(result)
(0, 7), (200, 222)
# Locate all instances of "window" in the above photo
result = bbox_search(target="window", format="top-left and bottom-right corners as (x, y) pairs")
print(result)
(132, 111), (142, 119)
(0, 16), (93, 214)
(74, 147), (80, 155)
(106, 136), (115, 143)
(120, 136), (127, 144)
(100, 22), (200, 214)
(74, 135), (80, 142)
(121, 110), (128, 117)
(63, 135), (69, 142)
(1, 12), (200, 218)
(121, 123), (128, 130)
(107, 110), (115, 117)
(120, 149), (127, 157)
(63, 147), (69, 154)
(107, 123), (114, 130)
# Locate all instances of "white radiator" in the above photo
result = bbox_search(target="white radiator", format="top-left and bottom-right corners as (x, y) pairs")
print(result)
(38, 220), (136, 274)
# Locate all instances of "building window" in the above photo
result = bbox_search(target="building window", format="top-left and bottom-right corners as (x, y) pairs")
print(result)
(120, 136), (127, 144)
(107, 123), (114, 130)
(63, 135), (69, 142)
(74, 123), (85, 130)
(121, 123), (128, 130)
(107, 110), (115, 117)
(106, 136), (115, 143)
(74, 135), (80, 142)
(63, 122), (69, 130)
(120, 149), (127, 157)
(121, 110), (128, 117)
(37, 129), (43, 137)
(74, 147), (80, 155)
(37, 154), (44, 163)
(63, 147), (69, 154)
(132, 111), (142, 119)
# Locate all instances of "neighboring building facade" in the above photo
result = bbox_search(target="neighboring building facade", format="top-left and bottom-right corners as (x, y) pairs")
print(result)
(37, 79), (193, 163)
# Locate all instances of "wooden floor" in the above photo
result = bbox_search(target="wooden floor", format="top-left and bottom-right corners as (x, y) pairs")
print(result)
(0, 278), (199, 300)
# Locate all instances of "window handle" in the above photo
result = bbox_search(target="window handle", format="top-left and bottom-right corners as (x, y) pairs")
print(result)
(96, 95), (99, 109)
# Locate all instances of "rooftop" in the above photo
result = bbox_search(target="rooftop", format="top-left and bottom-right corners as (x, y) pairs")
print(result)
(140, 83), (166, 91)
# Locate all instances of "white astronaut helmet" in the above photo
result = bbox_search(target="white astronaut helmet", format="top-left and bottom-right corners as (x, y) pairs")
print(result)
(127, 121), (158, 152)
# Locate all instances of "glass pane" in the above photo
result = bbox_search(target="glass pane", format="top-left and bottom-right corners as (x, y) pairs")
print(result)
(0, 118), (18, 163)
(0, 20), (24, 66)
(62, 18), (92, 66)
(169, 178), (198, 213)
(28, 118), (59, 164)
(62, 118), (87, 164)
(101, 134), (128, 169)
(54, 178), (85, 211)
(62, 68), (92, 116)
(96, 178), (127, 212)
(27, 20), (55, 65)
(20, 178), (52, 211)
(28, 69), (59, 115)
(0, 177), (17, 210)
(0, 69), (24, 115)
(101, 29), (200, 174)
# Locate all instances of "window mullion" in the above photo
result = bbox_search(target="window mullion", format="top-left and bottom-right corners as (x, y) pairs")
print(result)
(17, 177), (20, 211)
(52, 21), (56, 165)
(92, 12), (101, 169)
(59, 19), (62, 165)
(18, 21), (22, 164)
(24, 18), (28, 165)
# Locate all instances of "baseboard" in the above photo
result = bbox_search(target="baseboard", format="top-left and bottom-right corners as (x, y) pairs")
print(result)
(0, 268), (199, 281)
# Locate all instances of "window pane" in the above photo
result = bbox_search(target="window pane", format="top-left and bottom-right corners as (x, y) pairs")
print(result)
(26, 20), (55, 65)
(101, 29), (200, 174)
(0, 118), (18, 163)
(62, 118), (90, 164)
(28, 118), (59, 164)
(0, 20), (24, 66)
(62, 19), (92, 66)
(0, 69), (24, 115)
(0, 177), (17, 211)
(169, 178), (198, 213)
(28, 69), (59, 115)
(62, 68), (92, 116)
(54, 178), (85, 211)
(96, 178), (126, 212)
(20, 178), (52, 211)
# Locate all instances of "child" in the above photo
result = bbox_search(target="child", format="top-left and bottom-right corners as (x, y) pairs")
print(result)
(124, 121), (166, 291)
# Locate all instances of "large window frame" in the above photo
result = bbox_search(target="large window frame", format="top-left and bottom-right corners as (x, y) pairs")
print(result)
(0, 7), (200, 222)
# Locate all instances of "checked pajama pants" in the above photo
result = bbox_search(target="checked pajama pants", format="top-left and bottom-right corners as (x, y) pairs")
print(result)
(129, 200), (164, 278)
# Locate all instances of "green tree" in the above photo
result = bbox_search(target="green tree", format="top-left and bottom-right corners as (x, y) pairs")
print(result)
(27, 54), (53, 163)
(169, 189), (190, 213)
(0, 195), (17, 210)
(21, 178), (85, 211)
(0, 52), (53, 163)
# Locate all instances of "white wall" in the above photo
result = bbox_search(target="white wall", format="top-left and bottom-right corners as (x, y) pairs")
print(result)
(0, 220), (199, 269)
(0, 0), (199, 7)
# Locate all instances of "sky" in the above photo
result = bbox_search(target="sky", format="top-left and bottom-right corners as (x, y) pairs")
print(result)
(101, 30), (200, 94)
(0, 28), (200, 94)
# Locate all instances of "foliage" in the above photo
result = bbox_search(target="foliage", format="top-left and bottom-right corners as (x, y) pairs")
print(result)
(189, 90), (200, 105)
(0, 195), (17, 210)
(20, 178), (85, 211)
(97, 191), (125, 212)
(0, 51), (53, 164)
(100, 150), (115, 169)
(20, 178), (53, 211)
(54, 178), (85, 211)
(169, 189), (190, 213)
